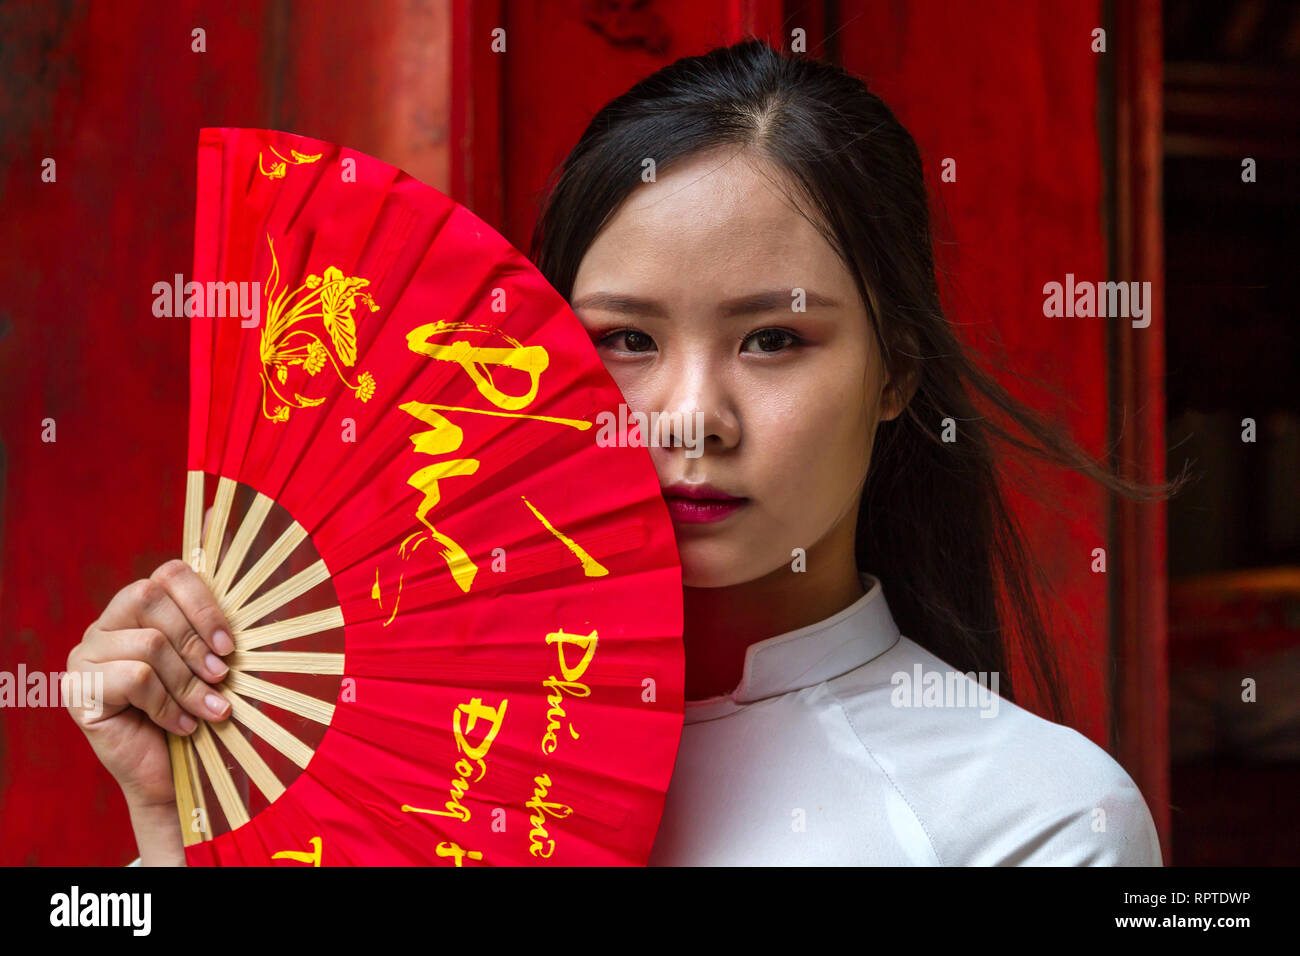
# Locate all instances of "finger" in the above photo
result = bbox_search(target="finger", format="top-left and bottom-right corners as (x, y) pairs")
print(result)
(64, 644), (120, 724)
(97, 659), (198, 736)
(84, 628), (231, 723)
(149, 559), (234, 656)
(98, 576), (230, 681)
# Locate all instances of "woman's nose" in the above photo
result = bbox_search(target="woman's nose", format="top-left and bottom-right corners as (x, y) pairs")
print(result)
(651, 359), (741, 455)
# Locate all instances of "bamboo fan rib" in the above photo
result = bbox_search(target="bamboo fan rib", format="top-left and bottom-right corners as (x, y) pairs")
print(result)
(200, 476), (237, 579)
(183, 735), (208, 827)
(228, 559), (330, 632)
(224, 687), (315, 770)
(224, 671), (335, 725)
(209, 717), (286, 802)
(192, 721), (251, 829)
(183, 471), (204, 566)
(171, 471), (343, 843)
(170, 471), (208, 844)
(225, 651), (345, 674)
(212, 492), (272, 596)
(168, 733), (203, 848)
(222, 522), (309, 617)
(235, 606), (344, 650)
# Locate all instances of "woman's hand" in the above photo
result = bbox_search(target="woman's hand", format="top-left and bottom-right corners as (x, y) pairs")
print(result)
(65, 558), (235, 863)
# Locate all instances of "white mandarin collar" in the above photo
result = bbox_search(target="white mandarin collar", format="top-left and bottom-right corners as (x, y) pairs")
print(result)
(683, 573), (901, 723)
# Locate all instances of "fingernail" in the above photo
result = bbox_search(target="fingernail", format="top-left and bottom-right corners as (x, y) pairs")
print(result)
(213, 629), (234, 655)
(205, 693), (229, 718)
(204, 652), (228, 678)
(178, 714), (197, 733)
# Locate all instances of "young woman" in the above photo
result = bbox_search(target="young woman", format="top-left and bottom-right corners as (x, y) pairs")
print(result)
(69, 38), (1165, 865)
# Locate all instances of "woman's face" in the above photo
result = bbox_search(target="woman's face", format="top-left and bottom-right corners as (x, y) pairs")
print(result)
(571, 148), (901, 588)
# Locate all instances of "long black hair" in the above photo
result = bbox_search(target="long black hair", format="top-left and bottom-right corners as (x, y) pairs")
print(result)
(529, 37), (1172, 725)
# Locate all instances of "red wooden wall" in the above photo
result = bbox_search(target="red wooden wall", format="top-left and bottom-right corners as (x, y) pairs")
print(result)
(0, 0), (1164, 864)
(0, 0), (453, 866)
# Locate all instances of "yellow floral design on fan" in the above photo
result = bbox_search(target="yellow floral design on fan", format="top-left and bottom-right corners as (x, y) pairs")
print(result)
(258, 144), (323, 180)
(259, 235), (381, 422)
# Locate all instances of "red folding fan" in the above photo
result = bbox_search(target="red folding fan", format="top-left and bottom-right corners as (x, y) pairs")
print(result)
(170, 127), (683, 866)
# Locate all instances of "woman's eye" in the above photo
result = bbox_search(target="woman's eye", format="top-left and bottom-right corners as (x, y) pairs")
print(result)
(599, 329), (656, 353)
(741, 328), (799, 353)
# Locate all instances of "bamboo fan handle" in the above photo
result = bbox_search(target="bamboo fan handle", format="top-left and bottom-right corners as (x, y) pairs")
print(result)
(168, 471), (345, 851)
(169, 471), (210, 846)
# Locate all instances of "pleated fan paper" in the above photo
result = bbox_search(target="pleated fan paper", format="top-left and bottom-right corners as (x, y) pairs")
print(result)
(171, 127), (684, 865)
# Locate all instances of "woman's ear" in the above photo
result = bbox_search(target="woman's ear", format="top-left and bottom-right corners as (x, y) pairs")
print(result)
(879, 361), (918, 422)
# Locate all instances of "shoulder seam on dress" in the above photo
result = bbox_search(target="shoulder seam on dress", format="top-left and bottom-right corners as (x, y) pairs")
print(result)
(826, 681), (945, 866)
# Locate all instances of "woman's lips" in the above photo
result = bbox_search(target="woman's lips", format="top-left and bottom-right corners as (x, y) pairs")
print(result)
(662, 483), (749, 525)
(666, 498), (747, 523)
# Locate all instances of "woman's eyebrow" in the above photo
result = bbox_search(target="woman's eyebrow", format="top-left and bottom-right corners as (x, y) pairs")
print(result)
(717, 288), (842, 316)
(570, 291), (668, 317)
(571, 288), (841, 317)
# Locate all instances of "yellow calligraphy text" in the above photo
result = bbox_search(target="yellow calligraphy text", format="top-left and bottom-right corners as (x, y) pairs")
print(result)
(374, 322), (593, 622)
(406, 321), (550, 410)
(526, 773), (573, 860)
(400, 696), (508, 823)
(397, 400), (481, 593)
(541, 629), (598, 755)
(521, 495), (608, 577)
(271, 835), (322, 866)
(435, 841), (484, 866)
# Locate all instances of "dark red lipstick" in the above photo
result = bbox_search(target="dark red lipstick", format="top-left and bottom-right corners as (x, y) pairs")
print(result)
(662, 482), (748, 524)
